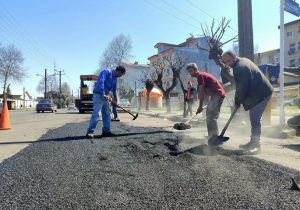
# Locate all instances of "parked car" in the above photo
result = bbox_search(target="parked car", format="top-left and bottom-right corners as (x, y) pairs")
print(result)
(67, 103), (77, 110)
(117, 99), (131, 112)
(36, 99), (57, 113)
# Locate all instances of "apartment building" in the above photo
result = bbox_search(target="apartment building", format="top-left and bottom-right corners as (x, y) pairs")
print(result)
(283, 19), (300, 67)
(147, 36), (220, 105)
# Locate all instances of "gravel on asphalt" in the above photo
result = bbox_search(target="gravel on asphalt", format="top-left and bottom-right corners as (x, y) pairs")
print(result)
(0, 121), (299, 209)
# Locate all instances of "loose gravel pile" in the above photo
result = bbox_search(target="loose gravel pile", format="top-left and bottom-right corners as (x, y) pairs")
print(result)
(173, 122), (191, 130)
(0, 121), (299, 209)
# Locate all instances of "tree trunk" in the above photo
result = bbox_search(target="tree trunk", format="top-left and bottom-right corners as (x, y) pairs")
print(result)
(3, 78), (7, 101)
(165, 93), (171, 113)
(146, 91), (150, 111)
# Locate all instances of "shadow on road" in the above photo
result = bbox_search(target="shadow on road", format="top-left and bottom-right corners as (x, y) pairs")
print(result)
(0, 130), (174, 145)
(281, 144), (300, 153)
(170, 144), (245, 156)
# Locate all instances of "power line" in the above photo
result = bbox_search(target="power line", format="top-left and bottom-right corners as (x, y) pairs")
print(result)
(0, 3), (54, 66)
(143, 0), (202, 31)
(144, 0), (237, 41)
(186, 0), (238, 34)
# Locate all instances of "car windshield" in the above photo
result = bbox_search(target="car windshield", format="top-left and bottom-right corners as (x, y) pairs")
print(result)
(39, 99), (51, 104)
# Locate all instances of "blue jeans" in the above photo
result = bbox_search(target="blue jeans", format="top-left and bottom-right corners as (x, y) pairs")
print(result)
(249, 96), (271, 143)
(87, 93), (111, 133)
(112, 104), (118, 118)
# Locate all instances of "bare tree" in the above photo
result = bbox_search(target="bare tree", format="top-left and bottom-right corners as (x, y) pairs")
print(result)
(192, 17), (237, 92)
(36, 75), (58, 98)
(152, 54), (186, 113)
(0, 44), (26, 100)
(61, 82), (71, 97)
(138, 70), (156, 111)
(98, 33), (133, 72)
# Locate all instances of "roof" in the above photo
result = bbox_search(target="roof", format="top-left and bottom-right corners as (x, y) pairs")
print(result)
(278, 19), (300, 29)
(154, 42), (177, 48)
(148, 48), (174, 61)
(120, 62), (150, 68)
(257, 49), (280, 55)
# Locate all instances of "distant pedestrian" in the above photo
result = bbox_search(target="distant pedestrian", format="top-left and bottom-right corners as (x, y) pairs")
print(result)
(187, 63), (225, 138)
(185, 81), (196, 117)
(86, 66), (126, 138)
(222, 50), (273, 154)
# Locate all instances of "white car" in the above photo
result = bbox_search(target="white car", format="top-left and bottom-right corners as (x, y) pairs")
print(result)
(68, 103), (77, 110)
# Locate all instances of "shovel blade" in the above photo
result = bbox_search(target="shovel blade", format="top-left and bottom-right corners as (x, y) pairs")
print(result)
(208, 135), (230, 147)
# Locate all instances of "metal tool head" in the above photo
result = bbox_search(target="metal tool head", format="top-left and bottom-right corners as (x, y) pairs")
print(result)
(132, 113), (139, 120)
(207, 135), (229, 147)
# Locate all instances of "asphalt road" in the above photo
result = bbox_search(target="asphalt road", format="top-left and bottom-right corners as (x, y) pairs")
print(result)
(0, 119), (300, 209)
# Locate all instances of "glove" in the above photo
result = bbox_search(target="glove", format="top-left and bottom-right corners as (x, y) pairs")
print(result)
(103, 95), (111, 101)
(196, 106), (203, 114)
(235, 101), (241, 108)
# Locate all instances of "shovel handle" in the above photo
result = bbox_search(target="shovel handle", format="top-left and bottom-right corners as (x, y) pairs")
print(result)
(219, 106), (239, 137)
(106, 97), (135, 117)
(184, 105), (207, 124)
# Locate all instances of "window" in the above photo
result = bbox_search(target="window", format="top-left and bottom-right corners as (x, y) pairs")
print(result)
(298, 25), (300, 32)
(288, 43), (296, 55)
(287, 31), (293, 37)
(268, 56), (274, 63)
(289, 59), (296, 67)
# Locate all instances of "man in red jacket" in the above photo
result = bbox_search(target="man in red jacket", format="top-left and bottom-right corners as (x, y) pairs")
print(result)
(187, 63), (225, 139)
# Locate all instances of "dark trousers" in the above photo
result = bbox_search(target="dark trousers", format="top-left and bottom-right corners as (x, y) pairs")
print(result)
(249, 96), (271, 143)
(186, 100), (193, 116)
(206, 95), (224, 137)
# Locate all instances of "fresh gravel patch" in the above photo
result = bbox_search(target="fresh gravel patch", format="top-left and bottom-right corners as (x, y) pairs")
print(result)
(0, 121), (299, 209)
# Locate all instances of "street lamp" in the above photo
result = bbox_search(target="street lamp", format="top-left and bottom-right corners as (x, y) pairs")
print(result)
(36, 68), (56, 99)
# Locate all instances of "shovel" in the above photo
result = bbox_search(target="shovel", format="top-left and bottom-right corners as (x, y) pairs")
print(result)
(173, 105), (207, 130)
(208, 106), (239, 146)
(106, 97), (138, 120)
(185, 105), (208, 124)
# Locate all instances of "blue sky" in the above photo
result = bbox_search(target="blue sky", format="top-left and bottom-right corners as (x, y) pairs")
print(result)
(0, 0), (299, 98)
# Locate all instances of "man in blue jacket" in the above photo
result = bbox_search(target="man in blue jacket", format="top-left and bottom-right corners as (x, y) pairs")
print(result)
(86, 66), (126, 138)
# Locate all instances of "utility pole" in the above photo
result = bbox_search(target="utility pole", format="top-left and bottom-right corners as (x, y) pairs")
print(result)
(55, 69), (65, 108)
(44, 68), (47, 99)
(23, 87), (25, 108)
(237, 0), (254, 61)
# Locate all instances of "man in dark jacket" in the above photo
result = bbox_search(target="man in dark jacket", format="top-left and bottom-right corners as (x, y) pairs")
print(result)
(222, 50), (273, 154)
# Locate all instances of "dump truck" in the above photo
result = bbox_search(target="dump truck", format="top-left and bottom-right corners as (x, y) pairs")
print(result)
(75, 75), (98, 113)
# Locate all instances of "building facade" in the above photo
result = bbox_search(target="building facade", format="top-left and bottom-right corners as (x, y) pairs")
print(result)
(120, 62), (151, 96)
(147, 37), (220, 106)
(283, 19), (300, 67)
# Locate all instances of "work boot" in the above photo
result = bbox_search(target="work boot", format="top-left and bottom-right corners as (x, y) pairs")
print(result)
(86, 131), (94, 139)
(101, 131), (116, 137)
(111, 117), (120, 122)
(239, 141), (261, 155)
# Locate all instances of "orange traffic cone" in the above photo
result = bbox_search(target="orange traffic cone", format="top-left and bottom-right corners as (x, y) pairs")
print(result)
(0, 100), (11, 130)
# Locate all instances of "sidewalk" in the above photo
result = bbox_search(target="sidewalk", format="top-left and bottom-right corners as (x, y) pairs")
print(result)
(137, 107), (300, 171)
